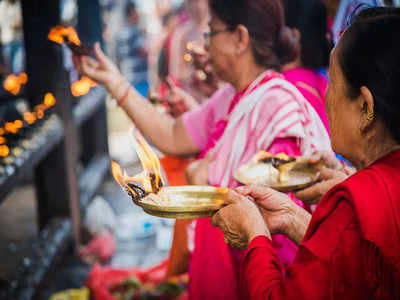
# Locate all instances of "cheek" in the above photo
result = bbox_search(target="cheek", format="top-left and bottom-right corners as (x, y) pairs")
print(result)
(325, 86), (345, 151)
(209, 42), (232, 79)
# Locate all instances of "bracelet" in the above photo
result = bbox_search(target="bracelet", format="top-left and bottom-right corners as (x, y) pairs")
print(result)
(117, 85), (131, 106)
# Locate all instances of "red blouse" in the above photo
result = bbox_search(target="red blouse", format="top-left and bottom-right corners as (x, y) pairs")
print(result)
(240, 150), (400, 300)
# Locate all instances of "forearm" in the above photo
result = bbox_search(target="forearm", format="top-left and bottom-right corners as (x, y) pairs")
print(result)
(110, 79), (199, 156)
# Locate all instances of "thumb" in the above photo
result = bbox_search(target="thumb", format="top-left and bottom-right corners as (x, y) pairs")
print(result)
(224, 190), (245, 205)
(236, 184), (276, 200)
(204, 148), (215, 162)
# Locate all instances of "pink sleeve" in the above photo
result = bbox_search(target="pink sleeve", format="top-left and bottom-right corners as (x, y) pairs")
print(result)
(182, 84), (234, 150)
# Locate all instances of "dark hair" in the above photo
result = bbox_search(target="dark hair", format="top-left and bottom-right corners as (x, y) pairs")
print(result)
(338, 7), (400, 142)
(283, 0), (332, 70)
(125, 2), (137, 18)
(208, 0), (298, 70)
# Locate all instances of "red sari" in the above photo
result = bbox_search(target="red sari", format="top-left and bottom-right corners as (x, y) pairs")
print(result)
(240, 150), (400, 299)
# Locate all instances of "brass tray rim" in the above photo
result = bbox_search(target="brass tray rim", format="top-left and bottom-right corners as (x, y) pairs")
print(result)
(137, 185), (227, 214)
(234, 161), (319, 192)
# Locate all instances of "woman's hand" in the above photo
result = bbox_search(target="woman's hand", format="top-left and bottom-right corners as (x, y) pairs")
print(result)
(294, 151), (355, 204)
(72, 42), (128, 100)
(167, 81), (199, 117)
(211, 190), (270, 249)
(185, 149), (214, 185)
(236, 185), (311, 244)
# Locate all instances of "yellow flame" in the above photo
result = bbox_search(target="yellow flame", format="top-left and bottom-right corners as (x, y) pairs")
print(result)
(183, 53), (192, 63)
(43, 93), (56, 107)
(3, 72), (28, 95)
(48, 25), (81, 46)
(0, 136), (6, 144)
(23, 112), (36, 125)
(0, 145), (9, 157)
(5, 122), (18, 134)
(14, 120), (23, 129)
(111, 127), (164, 199)
(253, 150), (272, 162)
(71, 76), (97, 97)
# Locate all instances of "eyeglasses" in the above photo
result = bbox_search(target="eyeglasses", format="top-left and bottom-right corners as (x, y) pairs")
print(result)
(203, 28), (231, 46)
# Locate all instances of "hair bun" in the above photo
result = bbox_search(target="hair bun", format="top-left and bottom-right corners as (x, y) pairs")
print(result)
(275, 26), (299, 65)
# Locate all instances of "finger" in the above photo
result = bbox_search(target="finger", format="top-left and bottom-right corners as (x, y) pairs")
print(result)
(224, 190), (246, 205)
(308, 151), (322, 164)
(94, 42), (114, 69)
(211, 212), (219, 227)
(237, 184), (279, 201)
(85, 56), (100, 69)
(203, 148), (215, 163)
(294, 182), (324, 203)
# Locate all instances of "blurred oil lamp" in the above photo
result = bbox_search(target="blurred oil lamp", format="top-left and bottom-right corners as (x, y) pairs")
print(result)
(48, 25), (93, 55)
(23, 112), (36, 125)
(3, 72), (28, 95)
(71, 76), (97, 97)
(43, 92), (56, 107)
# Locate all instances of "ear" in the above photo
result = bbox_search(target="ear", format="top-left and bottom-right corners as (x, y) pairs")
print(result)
(292, 28), (301, 42)
(235, 25), (250, 55)
(359, 86), (375, 132)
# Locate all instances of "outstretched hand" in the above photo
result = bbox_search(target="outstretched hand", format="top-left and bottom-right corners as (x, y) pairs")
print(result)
(72, 42), (126, 98)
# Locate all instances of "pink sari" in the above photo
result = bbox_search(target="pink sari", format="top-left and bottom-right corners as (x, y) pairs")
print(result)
(283, 67), (329, 133)
(188, 71), (331, 299)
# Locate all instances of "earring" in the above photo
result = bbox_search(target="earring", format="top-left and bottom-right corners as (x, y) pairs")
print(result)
(366, 110), (374, 123)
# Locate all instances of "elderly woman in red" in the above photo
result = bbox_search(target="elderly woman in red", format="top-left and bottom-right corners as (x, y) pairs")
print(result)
(213, 7), (400, 299)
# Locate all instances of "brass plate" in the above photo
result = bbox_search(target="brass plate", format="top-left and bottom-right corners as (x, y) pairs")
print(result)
(136, 186), (228, 219)
(234, 160), (319, 192)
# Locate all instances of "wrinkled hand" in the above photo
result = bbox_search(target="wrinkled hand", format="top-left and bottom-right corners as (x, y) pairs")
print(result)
(294, 151), (354, 204)
(236, 185), (311, 244)
(211, 190), (269, 249)
(235, 185), (294, 235)
(185, 149), (214, 185)
(72, 42), (126, 98)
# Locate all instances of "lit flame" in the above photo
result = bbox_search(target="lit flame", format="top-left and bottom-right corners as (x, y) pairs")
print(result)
(111, 128), (164, 200)
(43, 92), (56, 107)
(24, 112), (36, 125)
(71, 76), (97, 97)
(4, 72), (28, 95)
(183, 53), (193, 63)
(0, 145), (9, 157)
(0, 136), (6, 144)
(253, 151), (272, 162)
(5, 122), (18, 134)
(48, 25), (81, 46)
(253, 151), (291, 163)
(14, 120), (23, 129)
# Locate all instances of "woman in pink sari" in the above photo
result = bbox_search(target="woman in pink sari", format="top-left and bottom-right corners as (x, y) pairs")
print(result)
(184, 0), (331, 299)
(281, 0), (332, 133)
(73, 0), (331, 298)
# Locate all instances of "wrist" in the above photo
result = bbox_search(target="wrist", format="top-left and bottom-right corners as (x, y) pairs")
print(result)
(247, 217), (271, 243)
(284, 203), (311, 244)
(107, 75), (128, 100)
